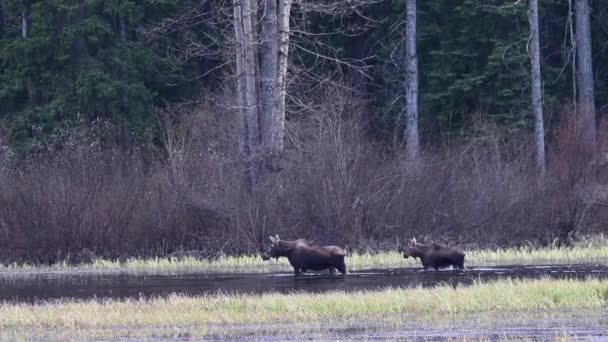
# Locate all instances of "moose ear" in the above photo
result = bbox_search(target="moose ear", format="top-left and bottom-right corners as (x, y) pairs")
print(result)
(269, 236), (277, 244)
(275, 234), (280, 241)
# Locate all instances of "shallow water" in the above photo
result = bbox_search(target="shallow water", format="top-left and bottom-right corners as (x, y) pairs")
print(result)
(1, 264), (608, 303)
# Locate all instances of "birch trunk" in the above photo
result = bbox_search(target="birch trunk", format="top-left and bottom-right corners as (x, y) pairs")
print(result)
(404, 0), (419, 161)
(574, 0), (596, 150)
(274, 0), (292, 151)
(235, 0), (291, 185)
(241, 0), (261, 187)
(528, 0), (546, 173)
(250, 0), (261, 112)
(21, 0), (30, 38)
(233, 0), (255, 188)
(568, 0), (576, 115)
(233, 1), (249, 157)
(260, 0), (278, 149)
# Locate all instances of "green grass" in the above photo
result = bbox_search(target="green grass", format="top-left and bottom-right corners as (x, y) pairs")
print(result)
(2, 242), (608, 276)
(0, 278), (606, 340)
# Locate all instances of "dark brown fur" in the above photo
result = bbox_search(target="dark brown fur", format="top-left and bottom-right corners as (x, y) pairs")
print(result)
(262, 235), (347, 276)
(401, 240), (465, 270)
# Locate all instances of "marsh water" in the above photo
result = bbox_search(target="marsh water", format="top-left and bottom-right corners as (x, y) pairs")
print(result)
(2, 264), (608, 303)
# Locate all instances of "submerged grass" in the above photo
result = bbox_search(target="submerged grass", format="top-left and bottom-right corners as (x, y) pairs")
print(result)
(0, 278), (607, 339)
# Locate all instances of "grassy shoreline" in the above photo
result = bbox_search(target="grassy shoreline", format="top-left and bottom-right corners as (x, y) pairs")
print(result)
(2, 244), (608, 276)
(0, 278), (607, 339)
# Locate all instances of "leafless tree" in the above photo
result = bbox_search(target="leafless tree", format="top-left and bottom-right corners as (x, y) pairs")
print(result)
(232, 0), (378, 189)
(233, 0), (293, 190)
(233, 0), (261, 188)
(146, 1), (379, 191)
(528, 0), (545, 173)
(404, 0), (419, 161)
(574, 0), (596, 151)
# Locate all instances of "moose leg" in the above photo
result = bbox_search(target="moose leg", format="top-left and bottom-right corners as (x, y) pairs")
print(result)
(420, 258), (429, 270)
(420, 257), (430, 271)
(336, 262), (347, 275)
(457, 256), (466, 270)
(328, 267), (336, 275)
(293, 267), (302, 276)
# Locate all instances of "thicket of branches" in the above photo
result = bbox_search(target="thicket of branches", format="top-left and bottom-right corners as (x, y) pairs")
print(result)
(0, 85), (606, 264)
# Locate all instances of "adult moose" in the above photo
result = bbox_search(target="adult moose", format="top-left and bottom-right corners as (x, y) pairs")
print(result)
(261, 235), (347, 276)
(401, 238), (465, 270)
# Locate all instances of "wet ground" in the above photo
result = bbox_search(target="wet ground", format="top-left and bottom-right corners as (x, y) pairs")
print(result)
(205, 313), (608, 341)
(2, 264), (608, 303)
(219, 317), (608, 341)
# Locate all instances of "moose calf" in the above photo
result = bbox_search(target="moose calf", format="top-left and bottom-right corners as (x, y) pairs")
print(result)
(401, 238), (465, 270)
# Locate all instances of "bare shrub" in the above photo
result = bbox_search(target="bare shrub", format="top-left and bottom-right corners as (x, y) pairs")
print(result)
(536, 106), (608, 246)
(1, 96), (607, 265)
(0, 112), (237, 263)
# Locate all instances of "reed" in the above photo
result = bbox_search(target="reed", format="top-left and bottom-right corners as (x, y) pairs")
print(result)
(2, 242), (608, 275)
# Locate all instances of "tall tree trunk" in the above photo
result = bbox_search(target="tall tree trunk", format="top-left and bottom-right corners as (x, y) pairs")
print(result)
(234, 0), (252, 185)
(118, 15), (127, 42)
(115, 12), (128, 109)
(238, 0), (261, 188)
(21, 0), (30, 38)
(259, 0), (278, 150)
(568, 0), (576, 116)
(528, 0), (545, 173)
(404, 0), (419, 160)
(235, 0), (291, 185)
(274, 0), (292, 152)
(575, 0), (596, 151)
(260, 0), (291, 154)
(21, 0), (36, 105)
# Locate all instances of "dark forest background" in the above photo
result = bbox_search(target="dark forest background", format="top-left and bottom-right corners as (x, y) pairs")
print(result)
(0, 0), (607, 264)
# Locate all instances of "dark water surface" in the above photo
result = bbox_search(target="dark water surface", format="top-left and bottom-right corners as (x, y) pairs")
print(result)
(1, 264), (608, 303)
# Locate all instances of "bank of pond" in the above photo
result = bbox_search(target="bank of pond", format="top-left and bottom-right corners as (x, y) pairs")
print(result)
(0, 278), (607, 340)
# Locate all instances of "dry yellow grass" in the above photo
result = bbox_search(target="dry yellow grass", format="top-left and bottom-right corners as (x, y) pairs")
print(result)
(0, 278), (606, 339)
(1, 235), (608, 275)
(2, 244), (608, 276)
